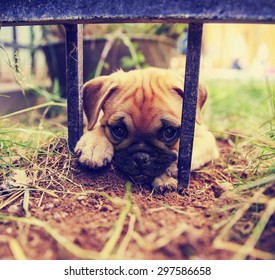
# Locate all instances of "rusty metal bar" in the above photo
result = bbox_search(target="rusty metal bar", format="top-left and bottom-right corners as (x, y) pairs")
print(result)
(178, 22), (203, 193)
(64, 24), (84, 152)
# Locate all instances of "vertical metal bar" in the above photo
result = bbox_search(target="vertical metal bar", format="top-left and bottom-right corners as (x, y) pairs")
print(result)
(64, 24), (83, 153)
(12, 26), (18, 72)
(178, 23), (203, 193)
(30, 26), (35, 74)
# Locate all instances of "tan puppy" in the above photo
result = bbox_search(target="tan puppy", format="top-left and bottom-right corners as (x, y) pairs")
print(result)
(75, 68), (219, 193)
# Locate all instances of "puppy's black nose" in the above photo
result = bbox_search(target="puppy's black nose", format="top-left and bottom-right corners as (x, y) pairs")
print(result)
(133, 152), (150, 166)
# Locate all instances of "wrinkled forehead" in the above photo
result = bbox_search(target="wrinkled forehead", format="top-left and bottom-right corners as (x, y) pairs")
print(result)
(111, 68), (183, 92)
(104, 68), (183, 110)
(102, 68), (183, 132)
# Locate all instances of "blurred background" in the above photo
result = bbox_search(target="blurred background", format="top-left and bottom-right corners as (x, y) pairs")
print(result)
(0, 23), (274, 139)
(1, 24), (275, 84)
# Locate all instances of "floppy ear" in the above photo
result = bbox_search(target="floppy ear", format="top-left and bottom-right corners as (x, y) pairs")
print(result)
(196, 84), (208, 125)
(83, 76), (117, 131)
(173, 84), (208, 125)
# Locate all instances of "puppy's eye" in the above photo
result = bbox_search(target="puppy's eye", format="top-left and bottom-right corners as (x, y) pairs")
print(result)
(110, 126), (127, 141)
(160, 126), (179, 143)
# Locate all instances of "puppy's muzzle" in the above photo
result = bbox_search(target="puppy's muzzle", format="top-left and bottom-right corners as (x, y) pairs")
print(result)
(114, 143), (177, 184)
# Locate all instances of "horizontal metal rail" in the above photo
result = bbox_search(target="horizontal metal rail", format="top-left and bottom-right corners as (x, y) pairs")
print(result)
(1, 0), (275, 26)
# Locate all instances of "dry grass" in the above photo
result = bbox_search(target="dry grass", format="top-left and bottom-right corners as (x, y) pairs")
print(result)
(0, 128), (274, 259)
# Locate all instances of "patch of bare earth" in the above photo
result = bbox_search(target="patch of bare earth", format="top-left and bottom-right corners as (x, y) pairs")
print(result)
(0, 140), (274, 260)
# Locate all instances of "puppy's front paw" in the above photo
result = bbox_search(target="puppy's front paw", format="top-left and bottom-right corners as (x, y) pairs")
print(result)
(74, 130), (114, 169)
(152, 173), (178, 193)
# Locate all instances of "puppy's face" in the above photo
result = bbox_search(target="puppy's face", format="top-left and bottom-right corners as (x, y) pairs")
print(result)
(83, 68), (207, 184)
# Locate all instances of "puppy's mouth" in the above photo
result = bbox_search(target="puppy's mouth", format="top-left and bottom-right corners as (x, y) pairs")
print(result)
(113, 143), (177, 184)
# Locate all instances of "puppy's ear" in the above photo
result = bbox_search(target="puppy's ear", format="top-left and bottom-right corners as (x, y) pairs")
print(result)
(196, 84), (208, 125)
(83, 76), (117, 130)
(173, 84), (208, 125)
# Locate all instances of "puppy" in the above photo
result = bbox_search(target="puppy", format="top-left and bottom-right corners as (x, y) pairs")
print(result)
(75, 68), (219, 193)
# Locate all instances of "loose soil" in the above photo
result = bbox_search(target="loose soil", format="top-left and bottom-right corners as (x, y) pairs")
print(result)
(0, 140), (274, 260)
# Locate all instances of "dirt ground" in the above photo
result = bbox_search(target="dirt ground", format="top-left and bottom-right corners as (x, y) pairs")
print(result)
(0, 140), (274, 260)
